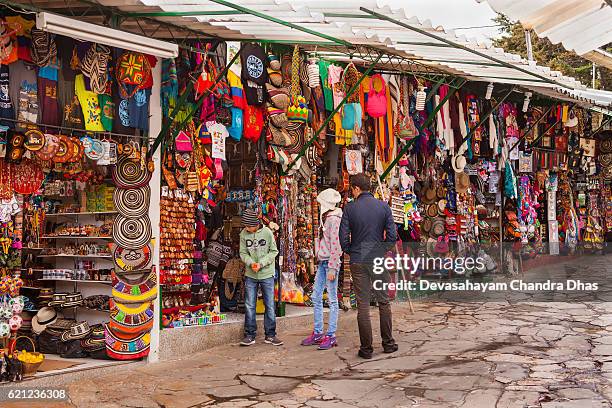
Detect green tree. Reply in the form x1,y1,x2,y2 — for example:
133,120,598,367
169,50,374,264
493,14,611,90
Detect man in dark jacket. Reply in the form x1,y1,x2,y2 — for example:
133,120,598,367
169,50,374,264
339,173,398,359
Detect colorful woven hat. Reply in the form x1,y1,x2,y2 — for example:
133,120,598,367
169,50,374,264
109,299,154,335
113,244,153,272
53,135,74,163
112,215,152,249
24,129,45,151
35,134,59,161
112,155,152,188
47,292,69,307
113,186,150,218
61,321,92,341
111,268,157,304
431,218,445,237
105,323,151,360
600,139,612,153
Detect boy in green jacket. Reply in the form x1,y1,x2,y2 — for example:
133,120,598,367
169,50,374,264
239,209,282,346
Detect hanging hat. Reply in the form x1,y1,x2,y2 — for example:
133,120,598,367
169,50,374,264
48,318,75,331
61,321,92,341
113,244,153,272
53,135,74,164
109,299,154,335
112,155,152,188
421,217,433,233
241,209,260,227
24,129,45,151
422,185,436,204
436,185,446,200
38,288,54,298
600,139,612,154
426,203,438,218
452,153,467,173
317,188,342,216
113,215,152,250
600,153,612,168
431,218,445,237
455,172,470,194
437,199,447,216
31,306,58,334
35,134,59,161
113,186,151,218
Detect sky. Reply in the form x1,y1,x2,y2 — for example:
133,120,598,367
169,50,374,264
381,0,502,43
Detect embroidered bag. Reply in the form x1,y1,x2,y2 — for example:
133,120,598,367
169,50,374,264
116,51,151,99
80,44,111,94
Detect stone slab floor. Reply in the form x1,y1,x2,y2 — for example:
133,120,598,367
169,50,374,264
6,254,612,408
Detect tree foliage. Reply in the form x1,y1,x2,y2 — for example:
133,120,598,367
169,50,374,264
493,14,611,90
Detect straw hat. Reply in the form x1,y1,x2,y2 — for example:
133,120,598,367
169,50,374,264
437,199,447,215
421,218,433,233
32,307,58,334
431,218,446,236
426,203,438,218
422,185,436,204
452,153,467,173
455,172,470,194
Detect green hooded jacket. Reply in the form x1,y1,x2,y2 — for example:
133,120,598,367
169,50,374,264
239,226,278,280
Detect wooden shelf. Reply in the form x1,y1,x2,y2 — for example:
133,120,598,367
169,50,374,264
38,254,112,259
40,236,112,240
45,211,117,216
39,279,112,285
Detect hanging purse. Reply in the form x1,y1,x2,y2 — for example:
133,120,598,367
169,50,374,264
286,46,309,123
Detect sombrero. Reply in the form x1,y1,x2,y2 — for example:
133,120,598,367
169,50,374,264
113,155,152,188
436,185,446,200
421,218,433,233
111,268,157,304
68,137,84,163
455,172,470,194
600,139,612,153
109,299,154,335
600,153,612,167
105,323,151,360
112,215,152,249
113,186,151,218
113,244,153,272
452,153,467,173
422,185,436,204
426,203,438,218
437,199,447,216
431,218,446,237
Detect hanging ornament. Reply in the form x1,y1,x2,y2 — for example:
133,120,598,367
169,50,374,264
415,85,427,111
485,83,494,100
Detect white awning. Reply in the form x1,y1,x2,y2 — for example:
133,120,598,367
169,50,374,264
479,0,612,70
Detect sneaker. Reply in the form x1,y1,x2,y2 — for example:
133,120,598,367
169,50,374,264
301,332,324,346
240,336,256,346
317,335,337,350
358,349,372,359
264,336,284,346
383,344,399,354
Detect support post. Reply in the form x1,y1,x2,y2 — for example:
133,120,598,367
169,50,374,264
359,7,567,88
282,53,384,174
149,45,243,157
379,78,467,180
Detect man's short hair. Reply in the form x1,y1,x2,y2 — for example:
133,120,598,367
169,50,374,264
350,173,371,191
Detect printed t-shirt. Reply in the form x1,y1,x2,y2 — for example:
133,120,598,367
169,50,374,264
0,65,15,126
207,121,228,160
99,94,114,131
327,64,345,109
128,87,151,131
37,76,60,126
75,74,104,131
9,61,37,127
319,60,333,112
58,68,83,129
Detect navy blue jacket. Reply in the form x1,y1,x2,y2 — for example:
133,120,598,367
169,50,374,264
339,192,397,264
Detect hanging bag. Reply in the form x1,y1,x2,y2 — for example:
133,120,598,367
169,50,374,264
395,77,418,140
286,46,309,123
366,74,387,118
116,51,152,99
80,44,112,94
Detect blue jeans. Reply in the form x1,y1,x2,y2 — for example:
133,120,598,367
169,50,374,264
244,276,276,337
312,261,339,336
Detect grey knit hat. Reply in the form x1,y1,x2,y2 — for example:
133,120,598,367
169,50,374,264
241,209,260,227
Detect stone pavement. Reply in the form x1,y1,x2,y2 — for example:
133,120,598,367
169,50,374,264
8,254,612,408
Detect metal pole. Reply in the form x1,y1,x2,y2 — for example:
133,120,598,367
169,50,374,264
282,53,384,175
149,45,243,157
379,78,467,180
524,30,534,62
455,87,515,153
208,0,354,48
509,105,555,153
359,7,568,88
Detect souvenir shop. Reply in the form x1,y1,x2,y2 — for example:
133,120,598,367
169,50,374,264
1,4,611,379
0,10,172,381
154,36,611,330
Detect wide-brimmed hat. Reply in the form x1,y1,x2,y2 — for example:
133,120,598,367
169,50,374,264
422,185,436,204
80,324,105,351
61,321,92,341
48,292,69,307
452,153,467,173
426,203,438,218
431,218,446,237
421,218,433,233
600,139,612,153
32,307,58,334
113,244,153,272
455,172,470,194
38,288,54,298
62,293,84,308
113,186,151,218
48,318,75,331
437,199,447,215
112,154,152,188
113,215,152,250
